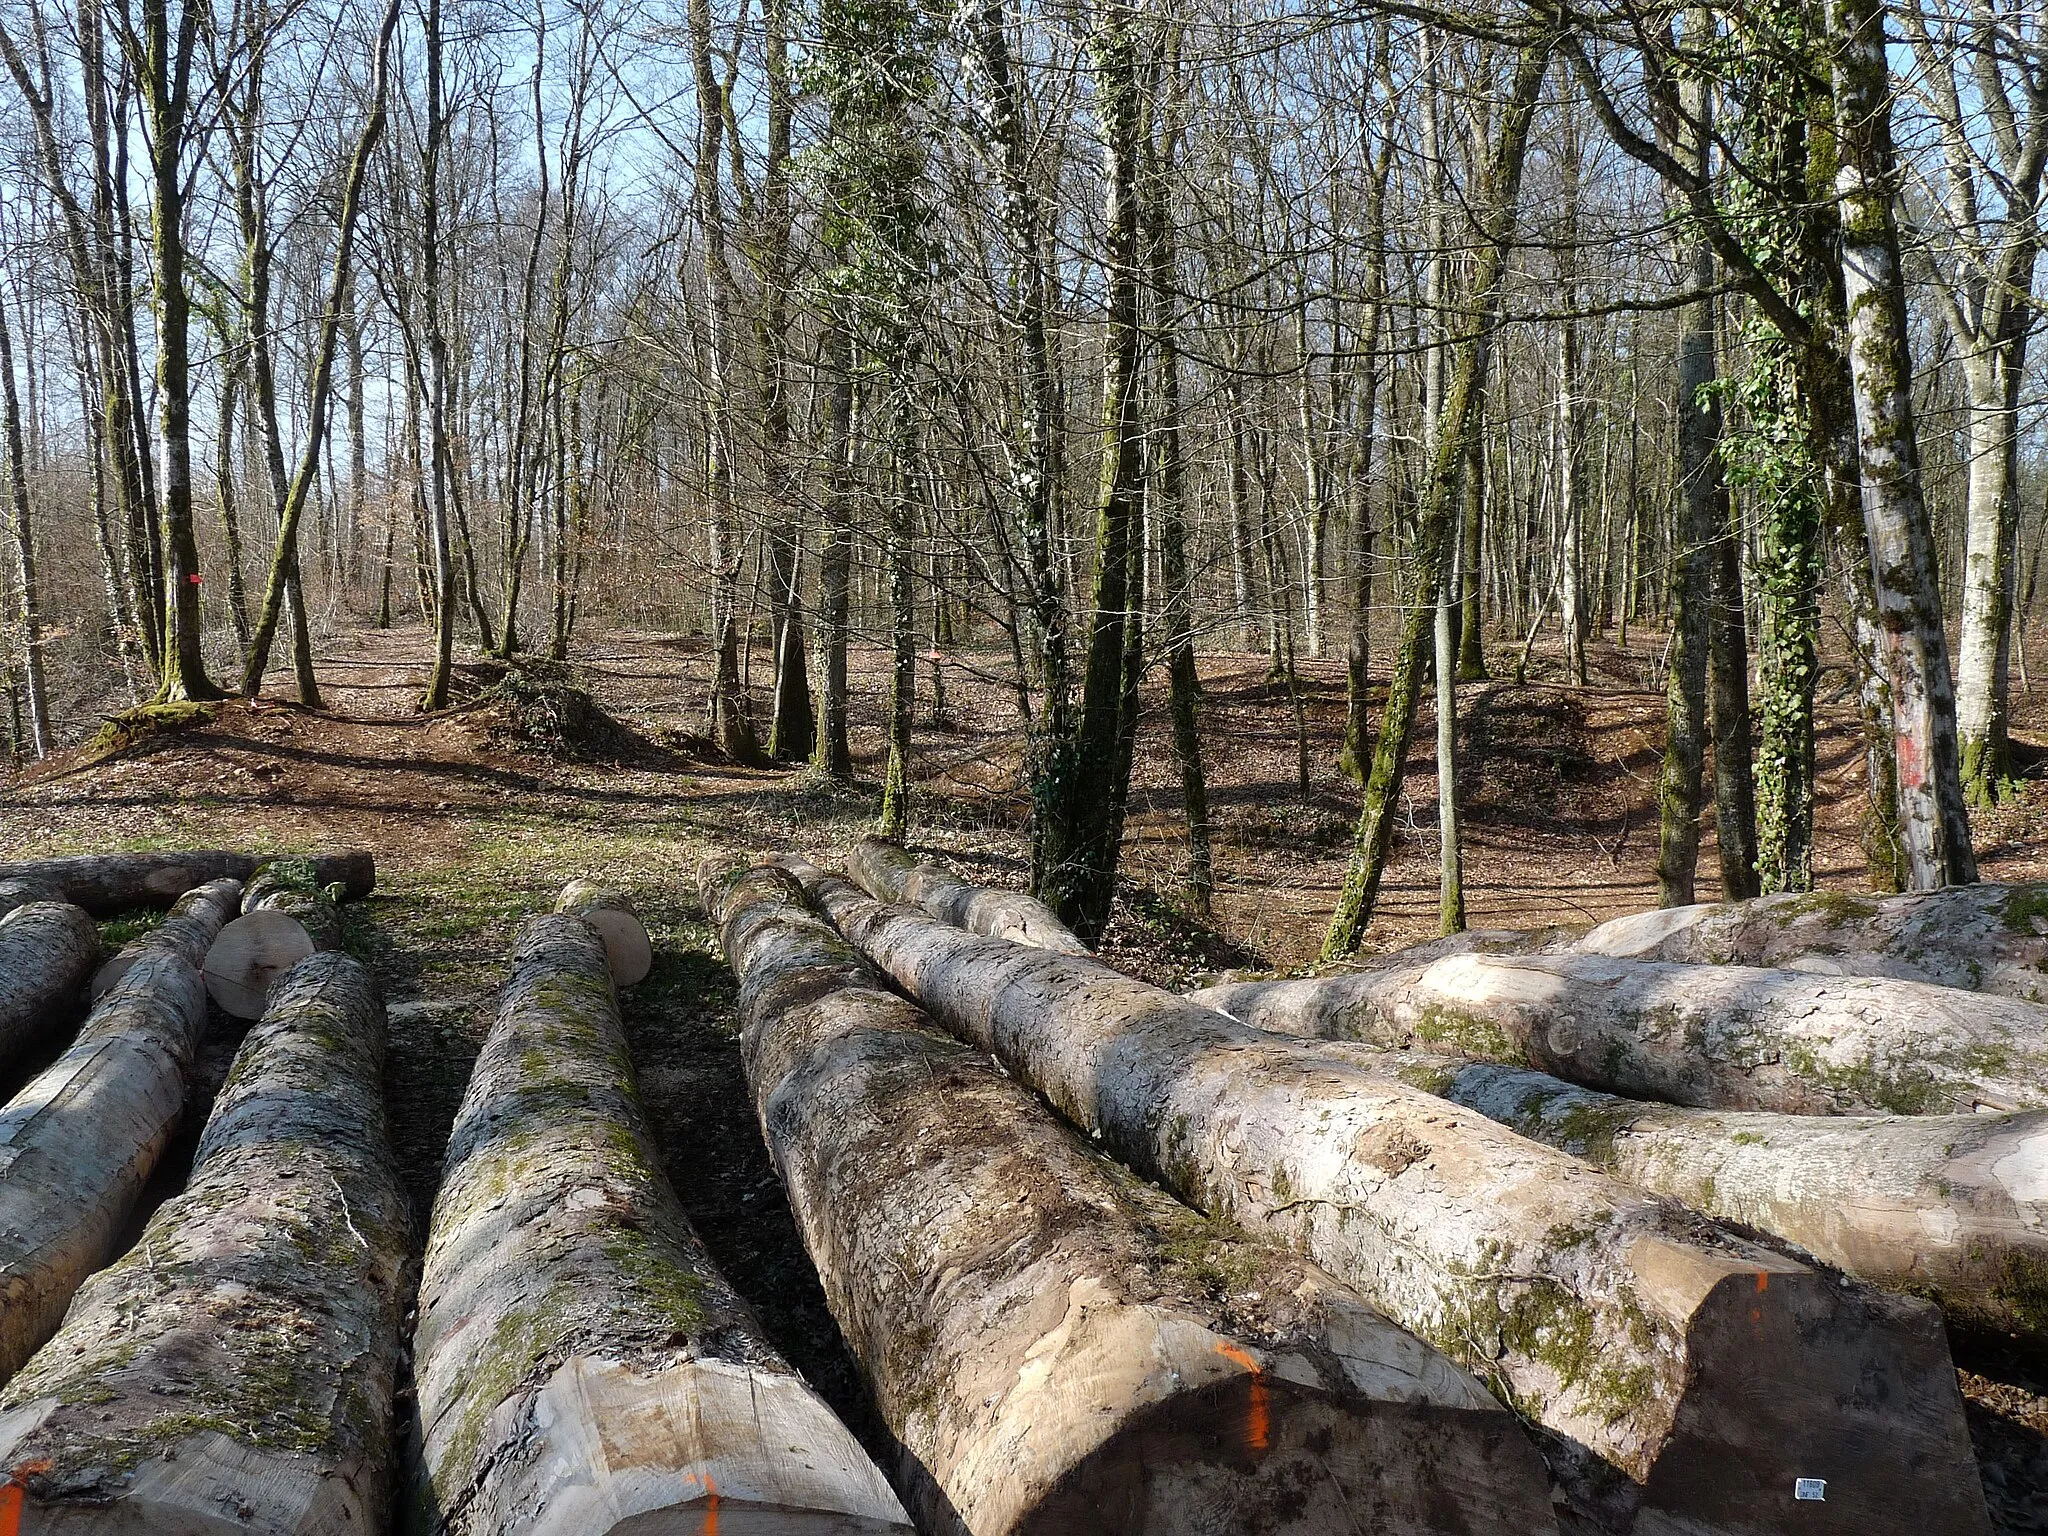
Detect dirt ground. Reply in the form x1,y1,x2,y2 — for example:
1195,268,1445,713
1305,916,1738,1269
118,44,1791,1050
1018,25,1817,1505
3,619,2044,1530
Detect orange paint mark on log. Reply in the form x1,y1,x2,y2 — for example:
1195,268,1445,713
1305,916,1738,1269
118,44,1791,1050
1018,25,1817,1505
1213,1341,1270,1453
1756,1272,1769,1293
0,1484,20,1536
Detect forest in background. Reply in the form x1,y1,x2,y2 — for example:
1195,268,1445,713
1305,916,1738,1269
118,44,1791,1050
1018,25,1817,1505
0,0,2043,952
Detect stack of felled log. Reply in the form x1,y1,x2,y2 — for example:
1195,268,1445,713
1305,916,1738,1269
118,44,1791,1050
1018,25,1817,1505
723,836,2009,1536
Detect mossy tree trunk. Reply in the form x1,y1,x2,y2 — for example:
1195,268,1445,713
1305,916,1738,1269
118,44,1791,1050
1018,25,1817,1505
0,950,205,1381
1826,0,1977,889
1325,36,1549,958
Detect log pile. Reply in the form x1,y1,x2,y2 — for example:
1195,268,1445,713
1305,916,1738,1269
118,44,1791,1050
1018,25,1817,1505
0,949,209,1380
847,836,1089,953
413,903,910,1535
707,860,1557,1536
793,859,1991,1536
0,848,375,914
0,898,99,1064
1192,951,2048,1113
1572,882,2048,1001
0,952,413,1532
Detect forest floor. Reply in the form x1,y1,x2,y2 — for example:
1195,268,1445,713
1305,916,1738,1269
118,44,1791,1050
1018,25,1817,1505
3,617,2047,1530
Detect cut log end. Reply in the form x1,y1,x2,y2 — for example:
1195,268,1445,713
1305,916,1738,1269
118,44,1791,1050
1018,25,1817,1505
554,881,653,987
203,909,316,1019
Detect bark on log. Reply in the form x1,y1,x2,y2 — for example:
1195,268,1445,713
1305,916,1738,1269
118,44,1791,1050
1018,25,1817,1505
707,860,1558,1536
0,877,62,919
848,836,1089,953
0,952,413,1533
413,911,910,1536
0,900,99,1066
90,877,243,998
788,863,1990,1536
552,879,651,986
0,849,375,915
1405,1057,2048,1337
1192,952,2048,1114
0,950,209,1381
1572,883,2048,1003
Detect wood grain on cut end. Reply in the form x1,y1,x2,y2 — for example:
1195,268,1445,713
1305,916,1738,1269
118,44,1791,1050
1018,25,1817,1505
203,909,316,1020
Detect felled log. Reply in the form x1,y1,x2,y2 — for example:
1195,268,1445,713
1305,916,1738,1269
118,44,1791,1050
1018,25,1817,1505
0,950,209,1381
847,836,1088,953
204,862,343,1020
707,860,1556,1536
0,899,100,1065
0,952,413,1532
553,879,652,986
1193,951,2048,1114
0,848,375,915
1574,883,2048,1002
1385,1054,2048,1337
413,911,910,1536
89,877,243,998
791,862,1991,1536
0,877,61,919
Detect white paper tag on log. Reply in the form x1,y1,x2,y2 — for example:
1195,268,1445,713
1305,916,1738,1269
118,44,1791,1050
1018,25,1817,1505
1793,1479,1826,1502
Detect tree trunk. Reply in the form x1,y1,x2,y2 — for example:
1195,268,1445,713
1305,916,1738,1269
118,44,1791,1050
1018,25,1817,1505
413,912,908,1534
1325,38,1547,957
0,849,374,915
848,837,1086,952
0,900,99,1062
707,860,1557,1536
89,875,240,997
1574,880,2048,1002
794,866,1988,1536
1193,949,2048,1115
1034,4,1147,942
1954,341,2027,805
812,320,854,782
0,951,206,1381
0,953,411,1531
1655,9,1719,908
0,292,52,755
1826,0,1977,888
1413,1055,2048,1337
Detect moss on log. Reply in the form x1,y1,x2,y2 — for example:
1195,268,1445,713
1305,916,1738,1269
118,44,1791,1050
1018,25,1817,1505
706,859,1558,1536
0,952,413,1533
412,911,910,1535
0,950,209,1381
0,850,375,916
1192,952,2048,1114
